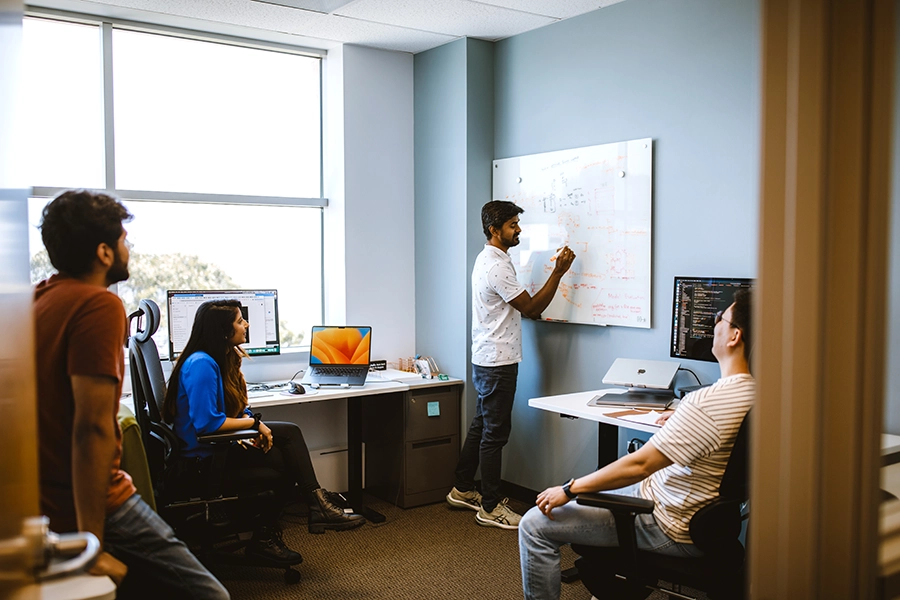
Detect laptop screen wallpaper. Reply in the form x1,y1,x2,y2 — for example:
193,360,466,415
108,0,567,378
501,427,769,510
310,327,371,365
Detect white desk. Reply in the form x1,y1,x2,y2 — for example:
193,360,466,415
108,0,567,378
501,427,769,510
531,388,900,468
528,388,666,434
529,387,671,466
248,377,463,520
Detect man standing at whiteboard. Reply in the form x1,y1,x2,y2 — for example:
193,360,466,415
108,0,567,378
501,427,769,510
447,200,576,529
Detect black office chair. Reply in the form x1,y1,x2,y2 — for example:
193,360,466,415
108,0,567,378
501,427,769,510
127,299,302,584
571,414,750,600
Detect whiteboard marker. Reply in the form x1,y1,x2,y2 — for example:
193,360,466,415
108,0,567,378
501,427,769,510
550,246,572,262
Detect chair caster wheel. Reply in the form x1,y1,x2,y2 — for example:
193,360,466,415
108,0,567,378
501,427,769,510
284,568,301,584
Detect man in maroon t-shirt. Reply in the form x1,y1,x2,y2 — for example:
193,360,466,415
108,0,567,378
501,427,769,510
34,190,228,599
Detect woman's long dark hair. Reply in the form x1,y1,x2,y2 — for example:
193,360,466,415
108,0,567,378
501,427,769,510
162,300,249,424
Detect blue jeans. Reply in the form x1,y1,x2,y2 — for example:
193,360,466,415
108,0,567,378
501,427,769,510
454,363,518,512
104,494,229,600
518,484,702,600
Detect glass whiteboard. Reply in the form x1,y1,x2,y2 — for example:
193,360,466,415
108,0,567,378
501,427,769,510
492,138,652,328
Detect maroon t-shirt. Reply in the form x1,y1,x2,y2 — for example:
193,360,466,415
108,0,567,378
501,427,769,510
34,274,136,533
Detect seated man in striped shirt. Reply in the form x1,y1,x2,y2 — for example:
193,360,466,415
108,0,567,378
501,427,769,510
518,288,755,600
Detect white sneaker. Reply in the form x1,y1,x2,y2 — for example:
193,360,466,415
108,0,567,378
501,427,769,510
475,498,521,530
446,487,483,511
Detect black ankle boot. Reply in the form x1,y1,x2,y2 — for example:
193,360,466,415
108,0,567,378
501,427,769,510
246,525,303,565
307,488,366,534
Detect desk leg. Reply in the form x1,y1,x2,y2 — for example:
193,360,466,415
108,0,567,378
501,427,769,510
598,422,618,469
563,422,621,586
347,396,386,523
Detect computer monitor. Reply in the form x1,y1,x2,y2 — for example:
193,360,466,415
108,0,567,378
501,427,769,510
670,276,754,362
167,289,281,359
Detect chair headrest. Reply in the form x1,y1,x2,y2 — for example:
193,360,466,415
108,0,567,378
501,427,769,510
132,299,161,342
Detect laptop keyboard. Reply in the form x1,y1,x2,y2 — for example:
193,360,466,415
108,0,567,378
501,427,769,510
312,366,360,377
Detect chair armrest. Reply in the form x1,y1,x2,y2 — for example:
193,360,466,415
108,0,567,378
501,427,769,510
576,492,655,514
197,429,259,444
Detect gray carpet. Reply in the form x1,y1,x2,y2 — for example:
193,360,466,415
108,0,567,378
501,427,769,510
215,494,593,600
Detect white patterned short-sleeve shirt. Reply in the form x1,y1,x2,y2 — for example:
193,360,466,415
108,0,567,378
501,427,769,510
471,244,526,367
640,373,755,543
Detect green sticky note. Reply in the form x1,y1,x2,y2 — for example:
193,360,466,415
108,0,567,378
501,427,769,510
427,401,440,417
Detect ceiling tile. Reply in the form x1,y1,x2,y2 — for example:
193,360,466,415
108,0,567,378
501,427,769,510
336,0,556,40
474,0,605,20
59,0,456,53
251,0,358,14
30,0,623,53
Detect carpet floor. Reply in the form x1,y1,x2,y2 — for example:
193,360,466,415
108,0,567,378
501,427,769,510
215,494,593,600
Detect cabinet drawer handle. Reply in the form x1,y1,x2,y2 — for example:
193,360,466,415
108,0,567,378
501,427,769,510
411,438,452,450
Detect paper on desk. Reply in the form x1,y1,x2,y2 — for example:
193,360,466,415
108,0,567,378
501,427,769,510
378,368,425,381
608,409,671,427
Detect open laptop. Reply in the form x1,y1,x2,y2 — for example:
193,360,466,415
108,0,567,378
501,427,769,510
301,326,372,387
587,358,680,409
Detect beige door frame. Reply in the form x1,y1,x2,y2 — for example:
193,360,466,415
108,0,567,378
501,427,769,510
752,0,894,597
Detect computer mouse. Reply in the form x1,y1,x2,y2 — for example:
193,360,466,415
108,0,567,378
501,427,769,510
288,381,306,395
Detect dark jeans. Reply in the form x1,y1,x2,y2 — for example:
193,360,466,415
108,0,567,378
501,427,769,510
172,421,321,532
224,420,321,496
454,363,518,512
106,494,229,600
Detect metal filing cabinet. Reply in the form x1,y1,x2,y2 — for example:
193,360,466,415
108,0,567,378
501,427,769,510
362,380,462,508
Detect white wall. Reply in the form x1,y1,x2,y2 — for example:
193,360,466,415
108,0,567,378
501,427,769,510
339,44,416,363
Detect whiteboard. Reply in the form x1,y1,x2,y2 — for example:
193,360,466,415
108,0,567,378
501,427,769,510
492,138,652,328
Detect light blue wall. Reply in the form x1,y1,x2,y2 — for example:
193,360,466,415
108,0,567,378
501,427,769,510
414,40,469,384
495,0,760,490
414,0,761,491
414,39,495,432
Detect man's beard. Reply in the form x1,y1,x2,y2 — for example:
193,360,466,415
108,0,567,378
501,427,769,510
504,233,520,247
106,250,129,285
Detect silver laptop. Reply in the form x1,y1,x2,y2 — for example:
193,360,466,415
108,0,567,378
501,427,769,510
602,358,679,390
301,326,372,387
588,358,680,409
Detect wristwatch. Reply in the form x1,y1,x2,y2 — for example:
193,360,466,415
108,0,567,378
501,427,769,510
561,478,577,499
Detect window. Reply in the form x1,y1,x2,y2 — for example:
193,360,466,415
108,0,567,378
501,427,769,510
23,15,325,356
112,29,321,197
21,18,104,188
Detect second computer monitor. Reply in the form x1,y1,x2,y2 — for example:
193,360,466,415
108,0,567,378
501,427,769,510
671,276,753,363
167,289,281,359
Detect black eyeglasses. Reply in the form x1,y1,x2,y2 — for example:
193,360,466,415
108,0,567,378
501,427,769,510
714,310,740,330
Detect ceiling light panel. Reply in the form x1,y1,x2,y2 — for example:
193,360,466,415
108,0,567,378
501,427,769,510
337,0,555,41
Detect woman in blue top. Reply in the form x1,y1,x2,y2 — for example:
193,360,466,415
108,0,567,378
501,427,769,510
161,300,364,563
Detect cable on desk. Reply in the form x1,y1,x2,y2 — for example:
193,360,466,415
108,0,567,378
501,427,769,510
247,382,287,391
248,373,306,392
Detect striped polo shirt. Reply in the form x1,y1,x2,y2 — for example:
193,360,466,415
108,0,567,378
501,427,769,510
641,373,755,544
